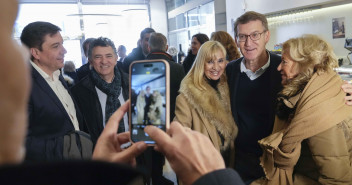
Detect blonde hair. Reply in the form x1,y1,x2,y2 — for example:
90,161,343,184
181,41,227,91
280,34,338,97
210,31,241,61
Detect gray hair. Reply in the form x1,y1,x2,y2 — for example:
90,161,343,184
148,32,167,52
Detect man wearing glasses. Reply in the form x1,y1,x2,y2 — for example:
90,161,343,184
225,11,282,184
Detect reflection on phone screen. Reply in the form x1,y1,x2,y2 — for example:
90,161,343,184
130,61,167,144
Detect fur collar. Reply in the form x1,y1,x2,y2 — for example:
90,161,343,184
180,75,237,151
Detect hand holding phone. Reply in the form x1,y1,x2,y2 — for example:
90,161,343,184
129,60,170,144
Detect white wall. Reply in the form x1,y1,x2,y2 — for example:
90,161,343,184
150,0,168,36
267,3,352,62
226,0,342,32
245,0,338,14
225,0,245,37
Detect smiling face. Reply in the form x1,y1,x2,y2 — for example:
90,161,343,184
91,46,117,82
236,20,269,63
277,50,299,85
31,32,67,75
204,50,226,80
191,37,201,55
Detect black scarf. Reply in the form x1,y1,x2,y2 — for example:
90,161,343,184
90,66,124,133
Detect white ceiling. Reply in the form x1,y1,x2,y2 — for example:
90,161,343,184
19,0,150,4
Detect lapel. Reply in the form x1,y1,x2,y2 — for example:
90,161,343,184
31,66,72,122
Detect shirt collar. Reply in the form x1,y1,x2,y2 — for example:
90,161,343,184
30,60,60,81
240,51,271,73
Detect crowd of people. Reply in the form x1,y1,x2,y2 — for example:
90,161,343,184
1,0,352,184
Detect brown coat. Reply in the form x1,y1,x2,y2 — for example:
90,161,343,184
294,114,352,185
174,74,237,166
256,72,352,185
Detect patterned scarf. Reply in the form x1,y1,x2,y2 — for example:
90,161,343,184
90,66,124,133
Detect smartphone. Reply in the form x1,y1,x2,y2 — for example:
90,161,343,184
129,59,170,144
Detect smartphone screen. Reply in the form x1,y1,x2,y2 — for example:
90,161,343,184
129,60,169,144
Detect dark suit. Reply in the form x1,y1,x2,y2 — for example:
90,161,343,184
226,52,282,182
70,67,129,145
26,65,85,161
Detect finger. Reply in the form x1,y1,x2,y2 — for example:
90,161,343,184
117,132,130,144
168,121,187,136
102,100,130,136
113,142,147,163
144,125,172,151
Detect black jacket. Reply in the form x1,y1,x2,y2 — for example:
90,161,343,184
146,51,185,121
122,46,145,73
182,50,196,74
70,67,129,145
26,66,85,161
76,63,91,81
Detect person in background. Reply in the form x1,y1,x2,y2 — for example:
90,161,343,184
76,37,95,81
63,60,78,87
255,34,352,185
20,21,85,161
146,32,185,121
182,33,209,74
71,37,129,145
117,45,127,63
122,28,156,73
175,41,237,167
167,46,178,63
210,31,241,61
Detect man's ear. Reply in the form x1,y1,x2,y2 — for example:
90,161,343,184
264,30,271,44
165,45,168,52
30,48,40,60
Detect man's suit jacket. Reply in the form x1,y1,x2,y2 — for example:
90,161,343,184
26,65,85,161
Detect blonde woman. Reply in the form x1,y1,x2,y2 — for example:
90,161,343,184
174,41,238,167
136,90,146,123
210,31,241,61
256,35,352,185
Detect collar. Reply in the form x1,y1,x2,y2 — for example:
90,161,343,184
147,51,173,60
240,51,271,73
30,60,60,81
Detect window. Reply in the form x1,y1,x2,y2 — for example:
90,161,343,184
16,3,150,67
167,1,215,57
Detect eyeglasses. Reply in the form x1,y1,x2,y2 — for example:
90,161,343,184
237,31,266,42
